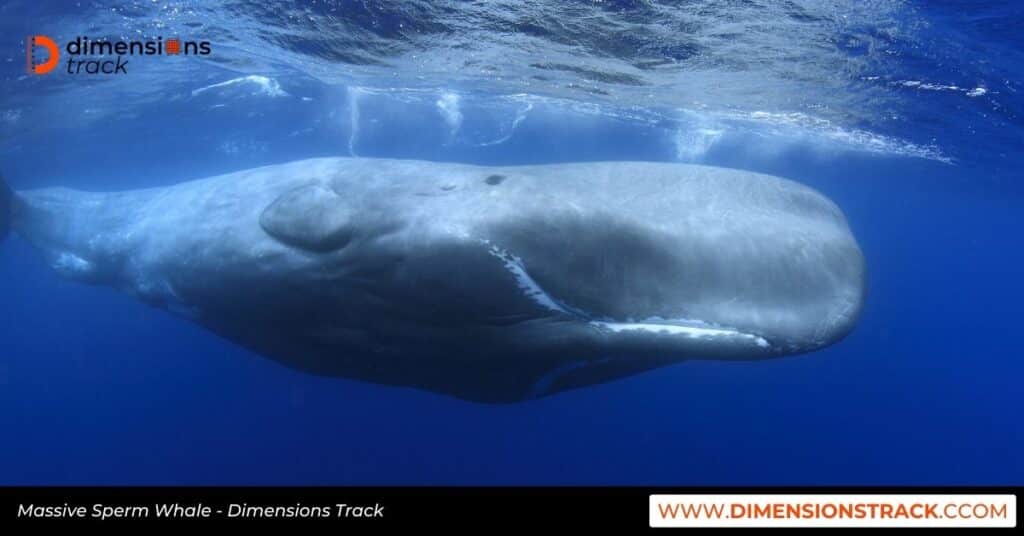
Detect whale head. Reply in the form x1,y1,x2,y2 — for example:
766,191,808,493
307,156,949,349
239,160,866,400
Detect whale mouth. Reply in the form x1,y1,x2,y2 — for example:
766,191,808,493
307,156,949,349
589,320,769,348
484,242,771,349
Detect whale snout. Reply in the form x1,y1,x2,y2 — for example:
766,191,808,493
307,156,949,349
465,191,866,359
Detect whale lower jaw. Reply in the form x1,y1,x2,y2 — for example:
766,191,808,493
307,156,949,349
484,241,772,353
590,320,770,348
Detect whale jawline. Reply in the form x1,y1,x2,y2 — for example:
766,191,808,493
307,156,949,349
486,241,772,350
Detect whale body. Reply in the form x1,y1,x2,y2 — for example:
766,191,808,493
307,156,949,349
0,158,866,402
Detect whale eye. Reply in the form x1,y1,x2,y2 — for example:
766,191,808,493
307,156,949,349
260,184,352,252
484,174,506,185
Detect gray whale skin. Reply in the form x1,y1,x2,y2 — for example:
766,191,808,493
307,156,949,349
1,158,866,402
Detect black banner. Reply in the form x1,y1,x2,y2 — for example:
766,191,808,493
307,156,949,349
0,487,1019,530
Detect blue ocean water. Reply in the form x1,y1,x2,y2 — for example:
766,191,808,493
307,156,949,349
0,1,1021,485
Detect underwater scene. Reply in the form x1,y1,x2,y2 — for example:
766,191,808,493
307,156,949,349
0,1,1021,485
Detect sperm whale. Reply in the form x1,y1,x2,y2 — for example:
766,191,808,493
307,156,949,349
0,158,866,402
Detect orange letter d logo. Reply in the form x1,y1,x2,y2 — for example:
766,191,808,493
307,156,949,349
26,35,60,75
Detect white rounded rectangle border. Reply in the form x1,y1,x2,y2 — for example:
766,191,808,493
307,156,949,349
649,494,1016,528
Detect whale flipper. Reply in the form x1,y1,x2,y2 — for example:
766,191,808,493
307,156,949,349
259,183,353,252
0,173,12,243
